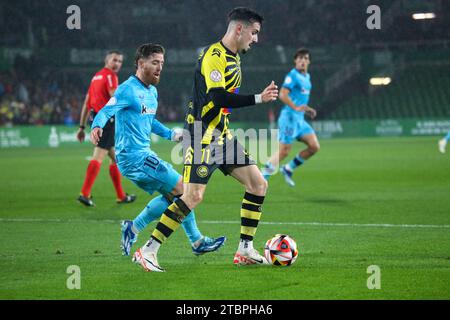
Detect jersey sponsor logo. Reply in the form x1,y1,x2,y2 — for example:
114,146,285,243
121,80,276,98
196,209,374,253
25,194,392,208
301,88,310,94
196,165,209,178
210,70,222,82
106,97,117,106
92,75,103,81
141,103,156,115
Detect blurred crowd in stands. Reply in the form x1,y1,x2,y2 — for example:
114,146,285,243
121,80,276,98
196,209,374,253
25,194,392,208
0,68,83,127
0,56,182,127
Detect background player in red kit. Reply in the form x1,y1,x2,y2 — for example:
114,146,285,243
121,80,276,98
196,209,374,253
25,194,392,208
76,50,136,206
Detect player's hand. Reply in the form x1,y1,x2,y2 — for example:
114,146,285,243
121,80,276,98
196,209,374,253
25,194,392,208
305,106,317,119
297,105,317,119
171,128,183,142
260,81,278,103
76,128,85,143
90,127,103,146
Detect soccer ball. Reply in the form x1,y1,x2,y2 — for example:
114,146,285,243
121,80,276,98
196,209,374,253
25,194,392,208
264,234,298,266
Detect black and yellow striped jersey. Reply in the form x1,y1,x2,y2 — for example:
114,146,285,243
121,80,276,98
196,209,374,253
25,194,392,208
185,41,241,145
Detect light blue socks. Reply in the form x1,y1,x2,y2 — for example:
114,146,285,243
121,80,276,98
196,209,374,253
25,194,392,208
132,195,202,244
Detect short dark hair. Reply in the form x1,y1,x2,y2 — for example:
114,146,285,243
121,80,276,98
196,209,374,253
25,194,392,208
294,48,310,60
134,43,165,68
227,7,264,25
106,50,122,56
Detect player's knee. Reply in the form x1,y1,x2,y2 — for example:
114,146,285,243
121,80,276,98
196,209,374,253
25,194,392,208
189,190,204,206
247,178,268,196
310,143,320,154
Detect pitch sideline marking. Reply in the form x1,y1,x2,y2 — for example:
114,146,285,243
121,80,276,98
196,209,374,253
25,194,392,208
0,218,449,229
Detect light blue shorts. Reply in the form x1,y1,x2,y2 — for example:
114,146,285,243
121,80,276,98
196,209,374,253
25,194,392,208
117,152,180,195
278,111,315,144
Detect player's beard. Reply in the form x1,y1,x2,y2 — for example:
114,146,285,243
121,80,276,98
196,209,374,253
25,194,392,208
150,75,160,85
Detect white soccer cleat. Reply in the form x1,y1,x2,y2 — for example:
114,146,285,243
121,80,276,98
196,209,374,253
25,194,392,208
280,165,296,187
233,248,269,266
438,139,446,154
132,248,165,272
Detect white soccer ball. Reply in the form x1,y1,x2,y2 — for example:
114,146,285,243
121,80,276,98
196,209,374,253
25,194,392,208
264,234,298,266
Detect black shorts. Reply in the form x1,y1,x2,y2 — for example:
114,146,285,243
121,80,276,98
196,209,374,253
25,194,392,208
91,111,115,150
182,136,255,184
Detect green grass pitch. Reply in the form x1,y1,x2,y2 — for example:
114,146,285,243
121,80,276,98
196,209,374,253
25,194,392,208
0,136,449,299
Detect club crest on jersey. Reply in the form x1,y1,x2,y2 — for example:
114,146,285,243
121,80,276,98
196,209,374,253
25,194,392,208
141,103,155,115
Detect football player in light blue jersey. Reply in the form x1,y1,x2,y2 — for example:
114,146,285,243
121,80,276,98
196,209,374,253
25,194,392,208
438,132,450,153
262,48,320,187
90,43,225,258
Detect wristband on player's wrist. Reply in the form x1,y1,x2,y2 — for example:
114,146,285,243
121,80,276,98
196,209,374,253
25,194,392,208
254,94,262,104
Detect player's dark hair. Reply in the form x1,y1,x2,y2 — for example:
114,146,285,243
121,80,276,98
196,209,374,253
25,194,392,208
294,48,310,60
106,50,122,56
134,43,165,68
227,7,264,25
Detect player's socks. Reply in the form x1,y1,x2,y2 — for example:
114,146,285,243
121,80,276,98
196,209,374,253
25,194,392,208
445,132,450,141
81,160,101,197
238,238,254,252
240,192,265,245
149,199,191,252
133,195,169,232
287,154,305,171
132,195,202,244
181,211,203,244
109,163,126,200
262,162,275,179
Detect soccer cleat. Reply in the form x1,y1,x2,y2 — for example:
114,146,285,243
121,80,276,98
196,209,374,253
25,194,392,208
438,139,446,154
78,194,95,207
261,163,276,180
117,193,137,204
132,248,165,272
192,236,226,256
120,220,138,256
233,248,269,265
280,165,295,187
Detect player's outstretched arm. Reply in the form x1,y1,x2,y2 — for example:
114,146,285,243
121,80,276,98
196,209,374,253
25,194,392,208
151,119,173,140
207,81,278,109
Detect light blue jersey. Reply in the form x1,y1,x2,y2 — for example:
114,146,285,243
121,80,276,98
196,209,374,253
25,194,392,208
92,75,179,194
92,75,171,159
278,68,315,144
281,68,312,120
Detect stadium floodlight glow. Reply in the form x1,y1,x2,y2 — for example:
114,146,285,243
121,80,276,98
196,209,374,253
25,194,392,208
370,77,391,86
412,13,436,20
